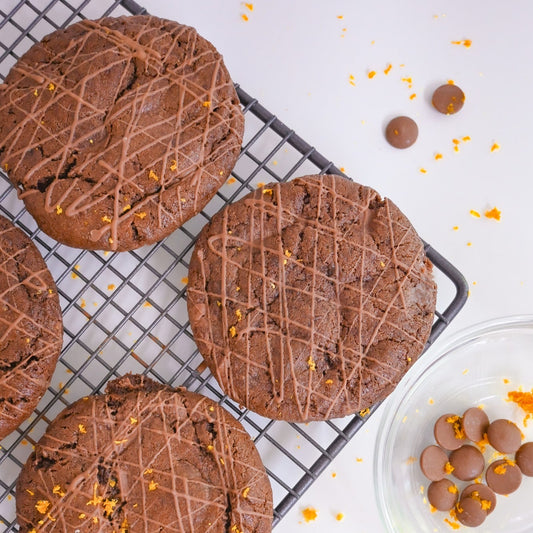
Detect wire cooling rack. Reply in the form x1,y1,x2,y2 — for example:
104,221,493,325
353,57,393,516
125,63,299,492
0,0,469,530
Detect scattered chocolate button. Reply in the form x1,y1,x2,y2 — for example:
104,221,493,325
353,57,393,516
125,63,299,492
434,414,466,451
427,479,458,511
486,419,522,453
456,496,487,527
385,116,418,149
461,483,497,515
516,442,533,476
486,459,522,495
432,84,465,115
462,407,490,442
420,445,449,481
449,445,485,481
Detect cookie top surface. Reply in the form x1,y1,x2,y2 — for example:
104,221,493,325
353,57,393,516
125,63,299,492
16,374,272,533
187,174,437,421
0,215,62,441
0,15,244,251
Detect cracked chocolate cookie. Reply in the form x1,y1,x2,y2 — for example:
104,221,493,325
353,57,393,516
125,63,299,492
187,174,437,421
0,215,62,441
16,374,273,533
0,15,244,251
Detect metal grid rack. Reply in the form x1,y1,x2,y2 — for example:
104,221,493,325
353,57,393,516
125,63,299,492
0,0,469,530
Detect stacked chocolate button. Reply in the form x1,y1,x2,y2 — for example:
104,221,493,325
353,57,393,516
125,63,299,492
419,407,533,528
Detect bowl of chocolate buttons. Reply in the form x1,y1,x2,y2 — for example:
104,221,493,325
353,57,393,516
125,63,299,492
375,316,533,532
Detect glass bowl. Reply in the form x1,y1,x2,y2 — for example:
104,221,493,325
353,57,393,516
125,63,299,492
375,316,533,533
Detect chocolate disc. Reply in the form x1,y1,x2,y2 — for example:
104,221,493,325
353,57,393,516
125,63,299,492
486,419,522,453
434,414,466,451
420,445,449,482
427,479,458,511
516,442,533,476
456,496,487,527
486,459,522,495
385,116,418,149
432,84,465,115
449,445,485,481
461,483,497,515
462,407,490,442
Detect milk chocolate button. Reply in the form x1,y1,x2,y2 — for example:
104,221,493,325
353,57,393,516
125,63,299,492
449,445,485,481
434,414,466,451
456,496,487,528
462,407,490,442
516,442,533,476
385,116,418,149
427,479,458,511
486,459,522,494
420,445,449,481
461,483,497,515
432,84,465,114
486,419,522,453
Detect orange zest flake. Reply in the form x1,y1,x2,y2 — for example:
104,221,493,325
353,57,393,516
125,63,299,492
419,168,427,174
169,159,177,171
484,207,501,221
148,169,159,181
102,215,112,223
307,355,317,371
507,389,533,426
143,301,152,308
462,135,471,142
181,276,188,285
148,480,158,491
469,209,481,218
409,93,417,100
26,489,35,496
56,205,63,215
503,378,510,384
135,212,147,219
52,485,65,497
227,177,236,184
244,3,254,11
302,507,318,522
494,463,507,475
202,100,211,108
256,182,265,188
444,462,455,475
359,407,370,417
367,70,376,79
107,284,115,291
446,415,465,439
336,513,344,521
102,498,118,516
235,309,242,321
130,416,138,424
448,484,458,494
114,438,128,445
262,188,273,195
78,424,87,434
451,39,472,47
122,204,131,212
401,76,413,88
33,89,39,97
325,379,333,384
384,64,392,75
109,479,117,488
356,457,363,462
348,74,355,86
444,518,460,530
48,82,55,91
35,500,50,515
242,487,250,498
434,153,443,160
405,456,417,465
229,325,237,338
241,13,249,22
491,142,500,152
143,468,153,475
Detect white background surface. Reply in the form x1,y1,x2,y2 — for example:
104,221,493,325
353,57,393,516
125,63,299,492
144,1,533,531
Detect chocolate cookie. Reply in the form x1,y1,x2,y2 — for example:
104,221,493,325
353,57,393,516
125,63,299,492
0,215,62,440
0,15,244,251
16,374,272,532
187,174,437,421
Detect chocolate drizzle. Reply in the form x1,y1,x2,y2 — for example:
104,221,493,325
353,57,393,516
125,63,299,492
187,175,437,422
0,16,244,251
0,215,63,440
16,375,273,532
